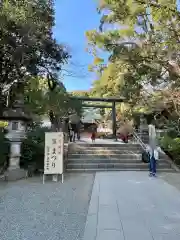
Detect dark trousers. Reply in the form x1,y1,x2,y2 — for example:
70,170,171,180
69,135,73,142
73,131,76,142
77,131,80,140
149,156,157,174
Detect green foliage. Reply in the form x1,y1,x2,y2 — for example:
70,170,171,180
0,0,69,115
24,77,48,117
71,90,90,97
160,135,172,151
67,95,83,116
86,0,180,120
160,135,180,165
0,130,10,172
24,77,83,124
20,127,51,171
159,116,180,165
0,121,8,128
85,0,180,160
165,119,180,138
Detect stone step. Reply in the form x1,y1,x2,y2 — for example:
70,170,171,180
68,143,142,150
68,153,142,159
67,159,170,165
68,153,170,161
66,168,175,173
69,149,143,153
69,147,142,151
66,142,175,173
68,149,142,156
69,142,140,147
66,162,171,170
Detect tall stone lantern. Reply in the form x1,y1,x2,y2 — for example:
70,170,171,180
1,94,31,180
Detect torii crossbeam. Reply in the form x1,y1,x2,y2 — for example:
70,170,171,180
69,96,125,140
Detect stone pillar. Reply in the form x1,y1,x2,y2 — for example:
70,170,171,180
139,115,149,144
5,121,27,181
112,102,117,141
62,120,68,143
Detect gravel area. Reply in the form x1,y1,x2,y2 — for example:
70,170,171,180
0,173,95,240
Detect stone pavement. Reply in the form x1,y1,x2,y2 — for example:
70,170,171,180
83,172,180,240
77,137,133,144
160,172,180,192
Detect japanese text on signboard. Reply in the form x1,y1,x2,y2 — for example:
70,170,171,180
44,132,64,174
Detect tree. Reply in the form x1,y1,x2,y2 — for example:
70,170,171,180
86,0,180,120
24,77,82,130
71,90,90,98
0,0,70,115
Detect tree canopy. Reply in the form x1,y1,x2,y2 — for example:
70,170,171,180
0,0,70,115
0,0,84,129
24,77,82,129
86,0,180,120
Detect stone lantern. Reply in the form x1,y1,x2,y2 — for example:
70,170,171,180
1,94,31,180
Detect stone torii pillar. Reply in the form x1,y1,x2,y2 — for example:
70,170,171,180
112,101,117,141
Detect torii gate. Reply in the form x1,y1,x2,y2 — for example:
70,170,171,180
69,96,125,140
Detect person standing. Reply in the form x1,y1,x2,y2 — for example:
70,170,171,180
118,119,133,143
77,120,83,141
148,119,158,176
69,113,80,142
148,119,157,150
68,120,73,142
63,118,70,142
71,123,77,142
147,146,159,177
91,130,96,143
91,123,97,143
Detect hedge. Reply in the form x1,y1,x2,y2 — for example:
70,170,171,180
0,129,10,173
20,127,51,172
160,135,180,166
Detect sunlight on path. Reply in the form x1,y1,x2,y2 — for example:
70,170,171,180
84,172,180,240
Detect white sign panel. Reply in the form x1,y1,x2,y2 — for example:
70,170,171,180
44,132,64,175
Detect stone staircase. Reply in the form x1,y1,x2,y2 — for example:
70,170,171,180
66,142,175,172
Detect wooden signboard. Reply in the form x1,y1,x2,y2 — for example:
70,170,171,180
43,132,64,183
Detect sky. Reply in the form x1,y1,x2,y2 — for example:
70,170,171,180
53,0,101,91
53,1,180,92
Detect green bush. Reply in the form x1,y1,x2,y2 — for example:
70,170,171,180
160,135,180,165
164,119,180,138
0,130,10,173
20,127,51,171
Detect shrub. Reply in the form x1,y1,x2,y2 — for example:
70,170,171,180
0,129,10,173
20,127,51,171
165,119,180,138
0,121,8,128
160,135,180,165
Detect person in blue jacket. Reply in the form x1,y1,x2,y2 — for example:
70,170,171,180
146,145,159,177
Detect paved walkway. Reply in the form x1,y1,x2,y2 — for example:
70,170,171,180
75,137,134,144
83,172,180,240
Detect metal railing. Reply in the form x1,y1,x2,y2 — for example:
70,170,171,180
133,131,147,151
